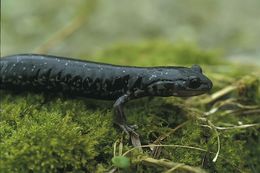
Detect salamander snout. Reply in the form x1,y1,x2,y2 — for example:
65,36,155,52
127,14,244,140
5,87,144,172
207,80,213,90
197,81,212,91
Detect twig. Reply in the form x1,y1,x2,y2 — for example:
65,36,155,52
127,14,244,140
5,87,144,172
123,144,208,156
207,121,220,162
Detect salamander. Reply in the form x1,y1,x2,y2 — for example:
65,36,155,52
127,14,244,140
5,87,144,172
0,54,213,135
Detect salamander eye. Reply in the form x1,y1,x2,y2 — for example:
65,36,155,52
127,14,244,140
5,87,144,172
189,78,201,89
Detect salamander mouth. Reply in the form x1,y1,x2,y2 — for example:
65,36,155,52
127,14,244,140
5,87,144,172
174,83,212,97
174,90,209,97
146,79,212,97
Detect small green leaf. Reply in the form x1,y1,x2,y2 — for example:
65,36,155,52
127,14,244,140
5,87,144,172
112,156,130,169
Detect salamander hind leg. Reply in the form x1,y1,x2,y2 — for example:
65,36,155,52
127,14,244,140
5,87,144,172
113,94,139,137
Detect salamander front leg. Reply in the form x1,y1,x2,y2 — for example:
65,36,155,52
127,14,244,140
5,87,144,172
113,94,139,137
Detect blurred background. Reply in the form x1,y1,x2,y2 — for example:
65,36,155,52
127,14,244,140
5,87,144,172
1,0,260,65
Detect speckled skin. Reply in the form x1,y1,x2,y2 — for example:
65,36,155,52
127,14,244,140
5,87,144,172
0,54,213,136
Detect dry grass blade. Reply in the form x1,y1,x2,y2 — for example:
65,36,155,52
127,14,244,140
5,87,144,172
143,157,207,173
152,121,189,158
34,1,97,53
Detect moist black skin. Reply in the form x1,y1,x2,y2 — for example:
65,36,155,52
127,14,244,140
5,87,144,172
0,54,213,135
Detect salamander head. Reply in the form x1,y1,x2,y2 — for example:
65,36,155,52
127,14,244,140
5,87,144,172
146,65,213,97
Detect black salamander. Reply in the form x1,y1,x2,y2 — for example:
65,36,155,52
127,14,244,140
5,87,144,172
0,54,213,135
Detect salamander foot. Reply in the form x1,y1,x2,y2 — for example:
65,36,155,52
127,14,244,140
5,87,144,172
118,124,139,136
118,124,142,148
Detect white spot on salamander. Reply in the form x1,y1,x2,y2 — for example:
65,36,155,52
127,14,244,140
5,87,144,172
23,67,26,70
123,70,126,73
65,62,68,66
149,74,157,80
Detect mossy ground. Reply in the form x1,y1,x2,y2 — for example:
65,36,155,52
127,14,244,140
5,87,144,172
0,41,259,173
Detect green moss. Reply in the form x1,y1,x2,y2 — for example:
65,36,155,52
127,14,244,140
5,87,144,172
1,41,259,172
92,41,221,66
0,92,117,173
